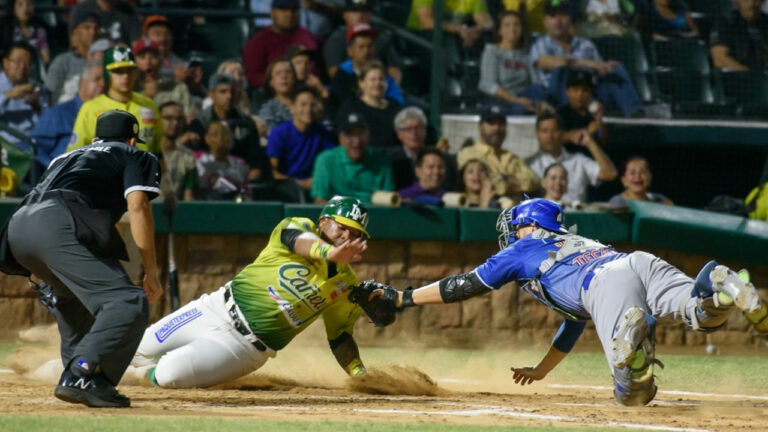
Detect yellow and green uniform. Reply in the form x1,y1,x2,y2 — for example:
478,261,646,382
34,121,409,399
231,217,361,350
68,93,162,153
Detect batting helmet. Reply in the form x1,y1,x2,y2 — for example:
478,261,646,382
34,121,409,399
103,46,136,88
319,196,370,239
496,198,568,249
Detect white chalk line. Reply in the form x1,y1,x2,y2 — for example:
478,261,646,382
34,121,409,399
548,384,768,401
0,369,14,373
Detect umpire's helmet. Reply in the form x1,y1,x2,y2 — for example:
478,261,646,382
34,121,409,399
496,198,568,249
319,196,370,239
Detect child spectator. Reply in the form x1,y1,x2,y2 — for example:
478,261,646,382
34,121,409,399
286,45,329,99
556,68,606,147
197,121,252,201
541,162,569,204
609,156,673,206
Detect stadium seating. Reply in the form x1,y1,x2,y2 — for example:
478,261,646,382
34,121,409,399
593,35,656,103
719,71,768,118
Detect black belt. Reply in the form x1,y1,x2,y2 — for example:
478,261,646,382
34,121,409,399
224,288,267,352
26,189,85,205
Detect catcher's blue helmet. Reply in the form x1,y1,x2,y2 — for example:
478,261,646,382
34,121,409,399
496,198,568,249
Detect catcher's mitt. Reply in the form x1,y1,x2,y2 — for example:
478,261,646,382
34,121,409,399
348,280,399,327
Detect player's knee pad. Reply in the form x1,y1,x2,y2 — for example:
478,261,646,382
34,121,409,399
613,365,658,406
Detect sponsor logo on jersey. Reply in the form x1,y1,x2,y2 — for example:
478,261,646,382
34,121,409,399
139,107,156,125
268,285,302,328
278,263,327,312
154,307,203,342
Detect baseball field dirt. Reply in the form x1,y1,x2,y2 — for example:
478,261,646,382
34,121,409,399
2,325,767,432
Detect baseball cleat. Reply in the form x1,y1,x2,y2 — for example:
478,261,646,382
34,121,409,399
54,370,130,408
710,266,762,313
611,307,655,370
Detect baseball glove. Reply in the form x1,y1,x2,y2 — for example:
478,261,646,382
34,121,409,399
348,280,399,327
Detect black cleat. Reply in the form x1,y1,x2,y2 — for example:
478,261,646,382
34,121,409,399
54,370,130,408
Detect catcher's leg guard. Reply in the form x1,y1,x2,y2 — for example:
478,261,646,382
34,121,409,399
681,261,737,332
611,307,662,406
710,267,768,333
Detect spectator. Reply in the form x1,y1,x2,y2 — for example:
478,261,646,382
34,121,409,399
142,15,185,80
0,42,50,150
243,0,320,88
336,60,402,149
258,59,296,132
328,24,404,113
216,59,253,116
70,0,141,45
503,0,547,34
189,73,267,180
711,0,768,71
530,0,643,117
406,0,494,48
459,158,501,208
398,148,447,206
286,45,329,99
197,121,252,201
69,46,162,153
132,38,193,116
299,0,342,39
323,0,401,82
311,112,394,204
581,0,633,37
390,106,428,189
540,162,568,204
158,101,198,201
525,112,617,204
30,61,103,167
267,86,335,192
634,0,698,40
609,156,672,206
45,13,99,103
456,104,540,200
1,0,50,65
478,11,546,114
556,68,606,147
53,38,112,105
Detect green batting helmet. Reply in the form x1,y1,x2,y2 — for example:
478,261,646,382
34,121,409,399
103,46,136,87
319,196,370,239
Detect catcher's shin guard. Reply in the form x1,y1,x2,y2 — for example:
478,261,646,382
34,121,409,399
683,261,736,332
710,266,768,333
611,307,661,406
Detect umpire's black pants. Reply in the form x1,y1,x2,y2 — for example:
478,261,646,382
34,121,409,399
8,198,149,385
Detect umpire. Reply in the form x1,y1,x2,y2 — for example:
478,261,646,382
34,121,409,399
5,109,163,408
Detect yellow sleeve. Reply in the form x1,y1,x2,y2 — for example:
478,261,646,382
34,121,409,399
68,102,95,151
322,268,361,340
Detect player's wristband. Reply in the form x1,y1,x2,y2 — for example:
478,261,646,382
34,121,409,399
309,240,335,260
400,287,415,309
345,359,366,377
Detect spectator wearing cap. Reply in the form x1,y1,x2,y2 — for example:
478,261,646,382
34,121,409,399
267,86,335,195
243,0,320,89
1,0,51,65
69,46,162,153
286,45,329,99
189,73,268,181
479,11,546,114
457,104,540,201
323,0,402,83
336,60,401,149
556,68,606,147
328,23,404,113
311,112,395,204
406,0,493,48
0,42,51,151
69,0,141,45
44,13,99,103
530,0,643,117
158,101,199,202
196,121,252,201
258,59,296,133
398,148,447,206
142,15,185,80
132,38,193,117
711,0,768,71
525,112,616,205
31,61,104,167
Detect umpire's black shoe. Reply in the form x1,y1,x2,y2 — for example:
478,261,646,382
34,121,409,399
54,370,130,408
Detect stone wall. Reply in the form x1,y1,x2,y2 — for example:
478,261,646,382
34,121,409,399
2,234,766,349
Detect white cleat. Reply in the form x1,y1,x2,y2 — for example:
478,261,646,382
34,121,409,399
611,307,652,370
710,265,761,313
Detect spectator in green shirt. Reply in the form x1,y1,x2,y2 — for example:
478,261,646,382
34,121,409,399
311,112,395,204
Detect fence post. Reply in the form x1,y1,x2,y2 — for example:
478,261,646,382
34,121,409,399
429,0,445,134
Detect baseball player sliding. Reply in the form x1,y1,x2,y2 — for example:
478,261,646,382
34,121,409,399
131,196,373,388
359,198,768,406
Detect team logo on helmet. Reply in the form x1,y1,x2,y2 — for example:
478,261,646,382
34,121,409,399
320,196,370,238
113,47,130,62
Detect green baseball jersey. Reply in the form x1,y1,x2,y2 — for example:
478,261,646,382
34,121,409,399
231,217,361,350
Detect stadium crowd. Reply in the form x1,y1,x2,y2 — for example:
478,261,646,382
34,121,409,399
3,0,768,214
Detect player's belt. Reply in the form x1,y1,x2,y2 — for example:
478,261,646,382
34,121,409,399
223,285,270,353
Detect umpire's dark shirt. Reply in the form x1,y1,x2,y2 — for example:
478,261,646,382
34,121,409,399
34,141,160,223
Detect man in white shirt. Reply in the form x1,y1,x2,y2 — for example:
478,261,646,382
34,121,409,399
526,112,617,204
